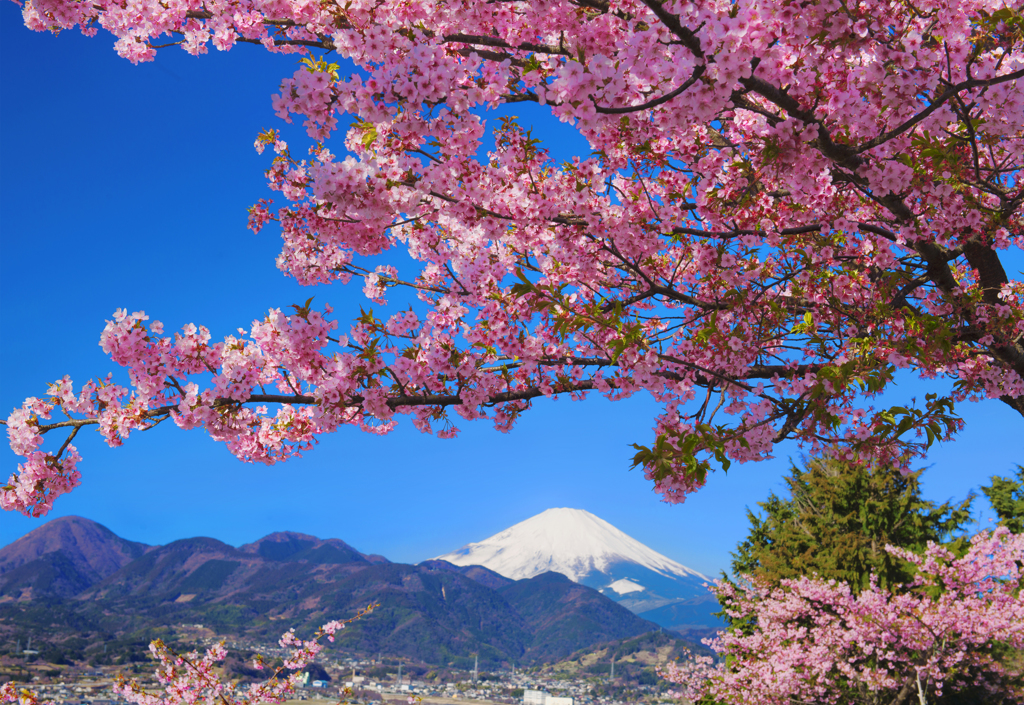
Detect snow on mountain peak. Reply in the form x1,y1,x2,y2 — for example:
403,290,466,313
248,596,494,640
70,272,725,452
434,507,707,583
608,578,645,595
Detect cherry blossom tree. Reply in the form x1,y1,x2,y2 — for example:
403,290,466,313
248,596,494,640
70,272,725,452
660,528,1024,705
4,0,1024,515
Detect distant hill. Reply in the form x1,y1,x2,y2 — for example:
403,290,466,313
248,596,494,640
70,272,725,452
0,517,665,667
238,531,379,565
0,516,149,599
419,559,513,590
499,571,658,663
552,629,712,672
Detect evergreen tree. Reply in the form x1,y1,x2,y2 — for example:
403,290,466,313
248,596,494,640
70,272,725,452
981,466,1024,534
731,457,973,592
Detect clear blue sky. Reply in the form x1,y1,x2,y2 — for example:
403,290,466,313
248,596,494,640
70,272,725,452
1,4,1018,576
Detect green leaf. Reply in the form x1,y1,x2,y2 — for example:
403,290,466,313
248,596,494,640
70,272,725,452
523,55,542,73
290,296,316,319
360,125,378,147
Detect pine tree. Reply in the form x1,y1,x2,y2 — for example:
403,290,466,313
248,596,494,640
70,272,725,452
731,457,974,592
981,466,1024,534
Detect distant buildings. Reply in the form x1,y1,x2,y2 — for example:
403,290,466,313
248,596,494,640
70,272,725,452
523,689,573,705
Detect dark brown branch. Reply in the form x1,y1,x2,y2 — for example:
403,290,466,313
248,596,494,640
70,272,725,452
773,402,809,443
962,241,1024,373
379,382,595,409
21,358,835,443
594,66,705,114
669,221,898,241
56,425,82,457
444,33,571,57
601,285,728,312
456,48,524,65
738,76,865,171
638,0,704,58
30,418,101,432
857,68,1024,153
235,37,332,50
670,223,822,239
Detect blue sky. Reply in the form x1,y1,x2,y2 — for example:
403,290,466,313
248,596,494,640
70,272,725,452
1,4,1019,577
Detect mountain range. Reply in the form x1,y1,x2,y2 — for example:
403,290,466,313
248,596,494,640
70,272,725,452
436,508,722,634
0,516,684,667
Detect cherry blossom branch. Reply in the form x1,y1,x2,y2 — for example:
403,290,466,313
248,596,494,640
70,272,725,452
443,34,572,57
8,0,1024,512
592,65,706,114
113,605,377,705
857,67,1024,154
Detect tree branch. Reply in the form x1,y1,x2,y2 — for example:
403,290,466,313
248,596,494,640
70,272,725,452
857,68,1024,154
593,65,705,114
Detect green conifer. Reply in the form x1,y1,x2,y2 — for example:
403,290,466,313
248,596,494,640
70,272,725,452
731,456,973,592
981,466,1024,534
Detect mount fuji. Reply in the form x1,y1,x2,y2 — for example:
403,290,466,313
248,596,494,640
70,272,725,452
433,508,723,636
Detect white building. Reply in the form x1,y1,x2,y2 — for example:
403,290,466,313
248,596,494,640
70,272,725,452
523,690,573,705
523,690,547,705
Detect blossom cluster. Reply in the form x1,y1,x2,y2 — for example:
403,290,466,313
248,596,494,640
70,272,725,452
0,683,50,705
3,397,81,516
110,608,373,705
661,528,1024,704
5,0,1024,512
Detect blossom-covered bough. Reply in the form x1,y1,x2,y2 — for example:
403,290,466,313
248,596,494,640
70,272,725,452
4,0,1024,515
0,605,377,705
659,528,1024,705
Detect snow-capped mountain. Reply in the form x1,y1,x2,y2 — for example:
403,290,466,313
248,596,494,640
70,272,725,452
433,508,722,635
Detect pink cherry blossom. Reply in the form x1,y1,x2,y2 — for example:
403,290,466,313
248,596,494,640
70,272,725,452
661,528,1024,705
92,607,374,705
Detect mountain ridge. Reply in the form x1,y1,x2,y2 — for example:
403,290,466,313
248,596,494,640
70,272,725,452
0,515,666,667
